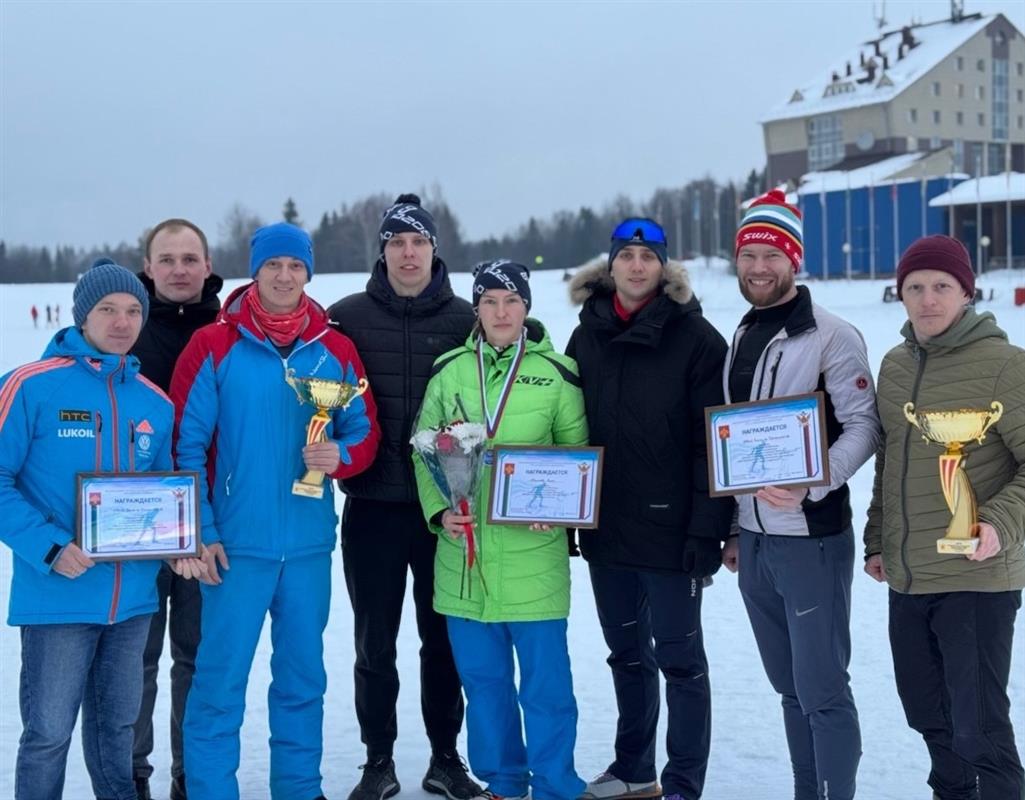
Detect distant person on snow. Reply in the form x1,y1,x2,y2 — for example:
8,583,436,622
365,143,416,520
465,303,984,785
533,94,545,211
30,305,38,328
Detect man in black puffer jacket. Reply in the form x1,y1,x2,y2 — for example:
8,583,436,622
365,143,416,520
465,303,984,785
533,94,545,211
131,218,222,800
329,194,479,800
567,218,731,800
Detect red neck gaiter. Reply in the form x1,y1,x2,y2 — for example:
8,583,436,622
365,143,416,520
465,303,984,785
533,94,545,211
243,283,311,347
613,292,656,322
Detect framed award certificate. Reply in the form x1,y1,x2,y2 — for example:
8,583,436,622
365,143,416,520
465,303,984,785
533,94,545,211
486,446,604,528
75,472,201,561
705,392,831,497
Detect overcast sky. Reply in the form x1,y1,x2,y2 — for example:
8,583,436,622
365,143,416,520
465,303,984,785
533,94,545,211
1,0,1022,250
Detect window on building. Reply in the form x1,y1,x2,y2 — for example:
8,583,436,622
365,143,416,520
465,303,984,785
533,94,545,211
806,114,844,171
1018,89,1024,102
953,139,964,171
930,136,942,149
970,142,983,176
977,58,985,71
933,110,941,124
1018,115,1024,130
931,81,941,97
908,108,918,123
992,58,1009,141
976,86,985,100
956,56,964,71
978,112,986,126
956,110,964,125
1018,62,1024,76
987,143,1005,174
957,83,965,98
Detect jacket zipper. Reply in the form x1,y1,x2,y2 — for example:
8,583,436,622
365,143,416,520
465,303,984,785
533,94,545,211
402,299,413,470
94,412,103,470
128,420,136,472
900,347,928,593
751,343,784,533
106,361,123,624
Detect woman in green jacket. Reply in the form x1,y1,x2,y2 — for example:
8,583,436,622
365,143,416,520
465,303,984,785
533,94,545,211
414,260,588,800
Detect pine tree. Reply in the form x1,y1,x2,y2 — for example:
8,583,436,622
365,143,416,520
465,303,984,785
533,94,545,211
283,197,300,226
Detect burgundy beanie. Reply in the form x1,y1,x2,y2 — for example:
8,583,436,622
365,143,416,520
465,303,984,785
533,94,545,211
896,235,975,300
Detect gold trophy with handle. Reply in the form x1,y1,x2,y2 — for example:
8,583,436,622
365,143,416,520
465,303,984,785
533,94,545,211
903,401,1003,554
286,368,369,499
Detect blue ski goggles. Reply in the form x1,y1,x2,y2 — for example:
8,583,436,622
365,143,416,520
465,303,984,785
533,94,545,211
610,217,667,245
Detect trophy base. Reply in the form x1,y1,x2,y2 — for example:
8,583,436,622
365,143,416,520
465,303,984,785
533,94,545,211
292,480,325,500
937,537,980,555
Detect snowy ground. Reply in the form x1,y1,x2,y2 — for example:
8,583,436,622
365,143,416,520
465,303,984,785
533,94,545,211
1,264,1023,800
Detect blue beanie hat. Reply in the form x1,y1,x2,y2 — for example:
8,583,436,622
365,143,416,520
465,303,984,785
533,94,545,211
73,258,150,328
249,222,314,278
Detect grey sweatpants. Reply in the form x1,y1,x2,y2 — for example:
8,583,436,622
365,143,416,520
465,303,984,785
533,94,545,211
738,527,861,800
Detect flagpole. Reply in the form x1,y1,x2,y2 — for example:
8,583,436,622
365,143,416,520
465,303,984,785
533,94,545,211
892,180,900,273
869,173,876,281
821,176,828,281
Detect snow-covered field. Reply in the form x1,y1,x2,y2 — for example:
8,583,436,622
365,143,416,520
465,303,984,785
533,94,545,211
1,264,1023,800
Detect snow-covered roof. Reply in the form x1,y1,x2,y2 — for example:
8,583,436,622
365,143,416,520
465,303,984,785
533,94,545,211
797,152,968,193
761,14,992,123
928,173,1025,206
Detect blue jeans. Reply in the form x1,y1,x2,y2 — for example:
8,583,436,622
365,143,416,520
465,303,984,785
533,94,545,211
446,617,585,800
16,613,151,800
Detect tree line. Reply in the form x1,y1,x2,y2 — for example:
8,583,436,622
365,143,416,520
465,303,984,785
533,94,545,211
0,170,766,283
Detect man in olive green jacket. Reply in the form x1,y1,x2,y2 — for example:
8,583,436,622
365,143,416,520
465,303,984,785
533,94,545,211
864,235,1025,800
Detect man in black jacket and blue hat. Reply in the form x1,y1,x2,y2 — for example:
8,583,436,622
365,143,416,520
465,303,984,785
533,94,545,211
567,218,732,800
329,194,479,800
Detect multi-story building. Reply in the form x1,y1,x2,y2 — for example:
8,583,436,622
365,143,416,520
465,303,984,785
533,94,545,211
761,8,1024,188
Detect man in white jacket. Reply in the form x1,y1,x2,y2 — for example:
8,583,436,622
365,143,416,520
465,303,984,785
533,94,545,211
721,189,880,800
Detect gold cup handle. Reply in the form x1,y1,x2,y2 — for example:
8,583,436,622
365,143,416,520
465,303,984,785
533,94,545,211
903,402,920,429
977,401,1003,443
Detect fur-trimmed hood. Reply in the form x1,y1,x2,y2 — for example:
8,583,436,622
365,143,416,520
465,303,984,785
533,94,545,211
568,256,694,306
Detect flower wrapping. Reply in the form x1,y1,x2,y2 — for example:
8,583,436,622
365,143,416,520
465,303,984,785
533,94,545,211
410,421,488,576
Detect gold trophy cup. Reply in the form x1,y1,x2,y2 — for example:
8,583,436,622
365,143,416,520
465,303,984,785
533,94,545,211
286,369,369,499
903,401,1003,554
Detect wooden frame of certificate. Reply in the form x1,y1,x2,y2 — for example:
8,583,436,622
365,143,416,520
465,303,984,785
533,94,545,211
486,446,604,528
75,472,201,561
705,392,831,498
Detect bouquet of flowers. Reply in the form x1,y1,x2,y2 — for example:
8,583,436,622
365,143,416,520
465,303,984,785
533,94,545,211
411,420,489,593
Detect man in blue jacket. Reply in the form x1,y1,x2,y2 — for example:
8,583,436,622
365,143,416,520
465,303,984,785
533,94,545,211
173,223,380,800
0,261,204,800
